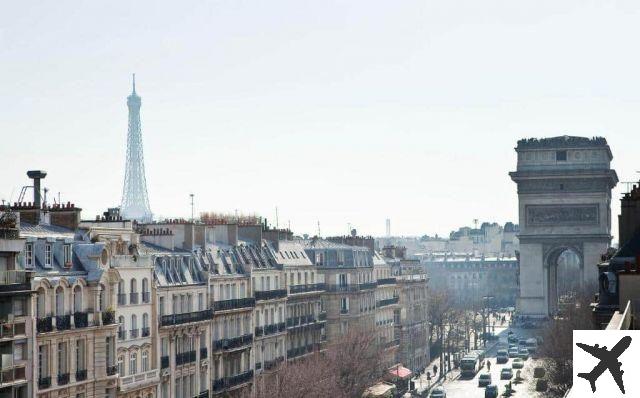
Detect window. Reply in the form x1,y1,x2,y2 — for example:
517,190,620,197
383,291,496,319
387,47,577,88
25,243,33,267
73,286,82,313
142,351,149,372
63,244,72,265
198,293,204,311
36,288,46,318
130,279,137,293
38,345,49,378
117,355,124,375
556,150,567,161
57,342,67,375
98,284,106,312
55,287,64,315
131,314,137,334
76,339,85,371
44,244,52,267
129,352,138,375
143,313,149,332
142,278,149,302
159,297,165,316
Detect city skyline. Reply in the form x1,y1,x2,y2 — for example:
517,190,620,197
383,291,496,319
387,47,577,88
2,1,640,240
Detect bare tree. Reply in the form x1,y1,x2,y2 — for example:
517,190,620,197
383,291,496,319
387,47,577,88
537,283,596,397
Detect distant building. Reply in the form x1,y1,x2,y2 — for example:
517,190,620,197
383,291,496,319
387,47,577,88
419,222,519,257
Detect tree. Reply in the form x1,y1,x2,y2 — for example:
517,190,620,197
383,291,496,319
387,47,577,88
537,283,595,397
257,331,387,398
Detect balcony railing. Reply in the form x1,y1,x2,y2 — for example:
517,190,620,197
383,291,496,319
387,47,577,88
227,370,254,388
325,284,359,292
36,317,53,333
74,312,88,328
377,277,397,285
107,365,118,376
289,283,325,294
212,378,224,392
102,311,115,325
264,356,284,370
118,329,126,340
129,293,139,304
200,347,208,359
38,376,51,389
160,309,213,327
197,391,209,398
340,308,349,314
359,282,377,290
142,291,150,303
118,369,160,392
130,329,139,338
0,270,27,285
287,344,316,359
176,351,196,366
213,334,253,351
377,296,400,308
57,373,70,385
56,315,71,331
213,298,255,311
254,289,287,301
255,326,263,337
141,327,150,337
76,369,87,381
117,293,126,305
318,312,327,321
161,356,169,369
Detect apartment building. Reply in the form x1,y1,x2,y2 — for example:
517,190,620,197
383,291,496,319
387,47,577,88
373,252,400,366
301,239,375,340
0,209,32,398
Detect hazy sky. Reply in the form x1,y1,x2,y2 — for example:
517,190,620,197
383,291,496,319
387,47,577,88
2,1,640,241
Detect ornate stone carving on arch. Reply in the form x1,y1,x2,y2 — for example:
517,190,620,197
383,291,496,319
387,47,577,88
542,243,584,269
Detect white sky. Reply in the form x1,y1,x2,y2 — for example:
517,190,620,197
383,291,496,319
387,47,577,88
1,1,639,241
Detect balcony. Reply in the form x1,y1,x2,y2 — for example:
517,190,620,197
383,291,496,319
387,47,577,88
176,351,196,366
56,315,71,331
118,329,126,340
213,298,255,312
264,356,284,370
117,293,126,305
226,370,254,388
57,373,70,385
76,369,87,381
318,312,327,321
264,322,285,335
289,283,325,294
287,345,315,359
213,334,253,351
197,391,209,398
212,378,224,392
142,291,150,303
254,326,263,337
130,329,139,338
36,317,53,333
129,292,139,304
161,309,213,327
38,376,51,389
359,282,377,290
340,308,348,314
161,356,169,369
102,310,115,325
0,365,25,385
107,365,118,376
200,347,208,359
377,296,400,308
74,312,88,328
326,284,358,292
0,270,28,287
377,277,397,285
254,289,287,301
118,369,159,392
141,327,150,337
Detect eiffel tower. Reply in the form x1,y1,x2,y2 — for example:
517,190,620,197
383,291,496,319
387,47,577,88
120,74,152,222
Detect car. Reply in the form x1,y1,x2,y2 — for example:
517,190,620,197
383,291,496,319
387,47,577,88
478,373,492,387
508,347,519,358
500,367,513,380
496,349,509,364
507,330,514,335
519,347,529,360
484,384,499,398
512,358,524,369
430,386,446,398
508,335,518,344
518,339,527,346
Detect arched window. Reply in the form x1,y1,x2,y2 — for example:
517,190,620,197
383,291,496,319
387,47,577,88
142,313,149,336
55,286,64,315
130,278,137,293
118,316,125,339
130,353,137,375
36,288,46,318
118,280,125,294
73,285,82,313
131,314,137,333
142,351,149,372
117,355,124,375
142,278,149,303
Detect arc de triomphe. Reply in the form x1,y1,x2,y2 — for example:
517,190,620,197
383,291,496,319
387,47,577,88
510,136,618,317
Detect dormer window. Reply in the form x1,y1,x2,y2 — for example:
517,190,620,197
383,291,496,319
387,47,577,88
44,244,52,268
25,243,33,268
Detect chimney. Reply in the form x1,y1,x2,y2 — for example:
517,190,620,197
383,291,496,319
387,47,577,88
619,184,640,247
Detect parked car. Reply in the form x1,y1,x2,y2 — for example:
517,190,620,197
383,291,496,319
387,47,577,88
430,386,446,398
518,339,527,346
485,385,499,398
501,367,513,380
508,347,520,358
519,347,530,360
478,373,492,387
512,358,524,369
496,349,509,364
508,335,519,344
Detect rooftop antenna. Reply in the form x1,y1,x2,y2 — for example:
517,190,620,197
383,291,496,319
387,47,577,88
275,206,279,229
189,193,194,222
132,73,136,94
317,221,321,237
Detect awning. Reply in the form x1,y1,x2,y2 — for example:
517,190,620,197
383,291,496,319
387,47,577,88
388,366,412,379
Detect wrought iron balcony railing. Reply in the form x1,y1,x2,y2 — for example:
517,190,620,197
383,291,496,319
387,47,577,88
142,291,150,303
117,293,126,305
129,292,139,304
160,309,213,327
289,283,325,294
130,329,139,338
141,327,150,337
376,296,400,308
76,369,87,381
57,373,69,385
37,317,53,333
161,356,169,369
254,289,287,301
200,347,208,359
377,277,397,285
56,315,71,331
213,334,253,351
213,298,255,311
107,365,118,376
38,376,51,389
176,350,196,366
74,312,88,328
102,310,115,325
